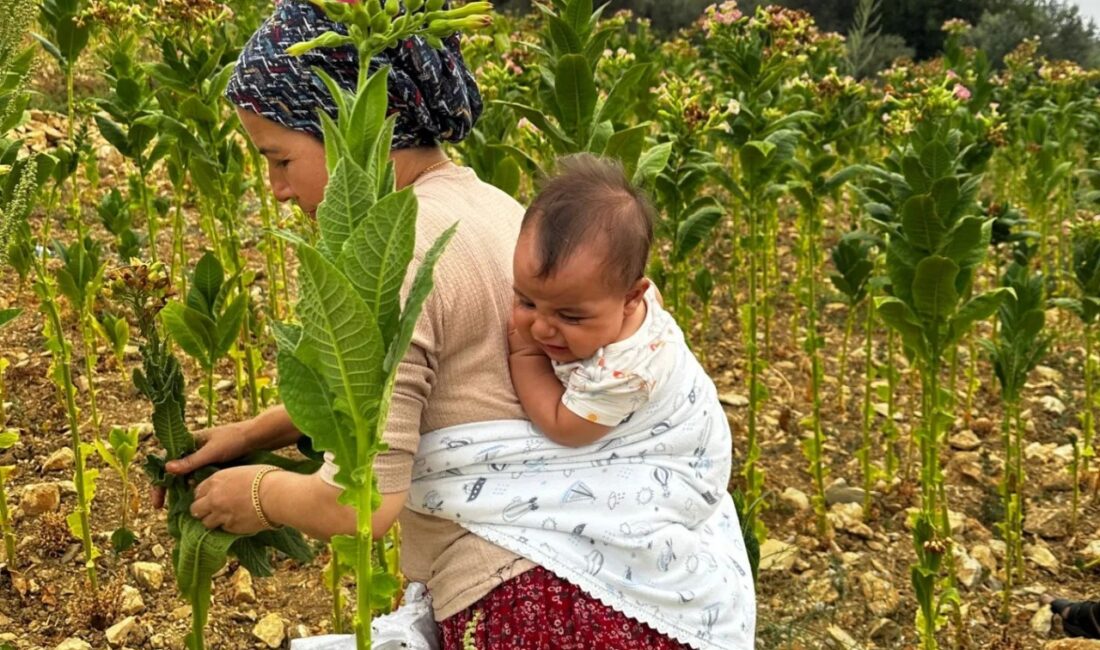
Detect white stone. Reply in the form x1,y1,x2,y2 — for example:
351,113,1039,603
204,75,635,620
42,447,74,472
828,502,864,531
118,584,145,616
780,487,810,511
1039,395,1066,415
972,544,997,574
54,639,92,650
1032,606,1053,635
759,539,799,572
719,392,749,407
949,430,982,451
1026,442,1059,463
252,613,286,649
105,616,141,647
954,547,983,589
1081,539,1100,563
826,624,863,649
131,561,165,591
1027,544,1060,572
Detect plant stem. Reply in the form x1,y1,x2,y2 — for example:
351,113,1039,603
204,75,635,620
840,307,854,418
331,544,345,634
741,198,764,536
205,368,214,428
861,297,875,518
138,168,158,263
80,321,101,441
0,482,15,567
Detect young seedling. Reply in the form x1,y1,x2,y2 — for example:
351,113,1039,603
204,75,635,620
161,252,247,427
95,425,140,553
0,428,17,568
1052,223,1100,530
53,236,106,438
981,262,1049,616
96,188,143,262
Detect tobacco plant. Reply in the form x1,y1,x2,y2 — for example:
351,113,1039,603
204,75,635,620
0,428,16,568
981,262,1049,616
1053,224,1100,530
161,252,247,427
95,425,140,553
53,236,106,438
500,0,668,180
110,261,312,650
275,1,491,645
864,118,1007,648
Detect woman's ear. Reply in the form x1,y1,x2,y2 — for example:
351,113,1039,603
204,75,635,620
623,277,650,315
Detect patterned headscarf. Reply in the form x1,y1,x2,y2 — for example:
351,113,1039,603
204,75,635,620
225,0,482,149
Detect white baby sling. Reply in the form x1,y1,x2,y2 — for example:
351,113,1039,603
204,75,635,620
407,353,756,649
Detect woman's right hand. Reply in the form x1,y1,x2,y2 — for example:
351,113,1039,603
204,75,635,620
150,420,253,509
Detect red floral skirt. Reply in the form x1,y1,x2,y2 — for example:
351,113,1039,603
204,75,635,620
438,566,691,649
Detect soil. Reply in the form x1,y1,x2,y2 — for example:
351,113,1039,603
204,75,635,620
2,111,1098,650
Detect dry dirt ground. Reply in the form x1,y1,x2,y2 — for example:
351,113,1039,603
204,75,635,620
3,111,1100,650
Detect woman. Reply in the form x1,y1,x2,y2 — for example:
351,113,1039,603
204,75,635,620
169,2,735,648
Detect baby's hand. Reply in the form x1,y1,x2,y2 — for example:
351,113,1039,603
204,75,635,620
508,311,544,358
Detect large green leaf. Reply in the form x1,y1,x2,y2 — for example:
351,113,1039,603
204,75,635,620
339,188,418,345
554,54,597,140
602,124,648,176
214,295,247,359
176,518,238,650
189,252,223,318
912,256,960,320
161,303,212,368
498,101,574,154
296,245,384,422
900,195,943,252
948,288,1013,344
277,349,353,486
0,308,20,329
346,67,390,169
595,62,651,125
876,297,928,361
673,205,724,263
383,224,458,379
633,142,672,187
316,159,376,263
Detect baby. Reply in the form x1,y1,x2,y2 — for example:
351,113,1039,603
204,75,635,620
509,153,678,447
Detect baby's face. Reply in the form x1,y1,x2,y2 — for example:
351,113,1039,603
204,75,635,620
512,229,645,363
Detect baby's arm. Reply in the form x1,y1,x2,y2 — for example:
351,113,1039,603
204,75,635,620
508,327,613,447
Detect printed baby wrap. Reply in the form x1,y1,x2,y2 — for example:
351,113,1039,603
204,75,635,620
407,325,756,649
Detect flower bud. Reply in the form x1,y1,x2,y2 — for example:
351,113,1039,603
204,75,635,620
384,0,399,16
406,0,423,11
440,1,491,19
426,0,445,11
286,31,355,56
371,11,391,32
366,0,382,16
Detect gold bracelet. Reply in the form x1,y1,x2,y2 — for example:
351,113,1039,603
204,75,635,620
251,466,283,530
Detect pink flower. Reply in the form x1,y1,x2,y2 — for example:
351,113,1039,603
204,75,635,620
945,69,959,81
953,83,971,100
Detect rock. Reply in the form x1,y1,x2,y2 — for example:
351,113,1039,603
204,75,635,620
231,567,256,604
214,379,234,392
1027,544,1060,572
1027,442,1059,463
829,502,864,532
954,546,984,589
1039,395,1066,415
859,572,899,617
252,613,286,649
759,539,799,572
780,487,810,511
825,479,866,506
118,584,145,616
972,544,998,574
1025,508,1070,540
1079,539,1100,564
809,578,840,604
131,561,165,591
949,430,982,451
19,483,60,515
718,392,748,407
105,616,141,647
1036,365,1063,382
869,618,901,646
151,543,167,559
826,625,862,649
54,639,92,650
948,451,986,483
971,417,994,435
290,624,311,640
42,447,74,472
1055,445,1076,464
170,605,191,621
1045,640,1100,649
1032,606,1053,635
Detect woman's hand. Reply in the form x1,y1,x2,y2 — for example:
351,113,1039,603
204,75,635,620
189,465,278,534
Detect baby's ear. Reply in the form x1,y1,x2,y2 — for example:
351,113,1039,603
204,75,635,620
623,277,650,314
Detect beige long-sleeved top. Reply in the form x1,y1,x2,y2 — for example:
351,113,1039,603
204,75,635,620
317,162,536,620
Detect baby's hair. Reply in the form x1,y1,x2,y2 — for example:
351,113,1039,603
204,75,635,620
521,153,656,290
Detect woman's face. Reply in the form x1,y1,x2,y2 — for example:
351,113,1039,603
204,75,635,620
236,108,328,217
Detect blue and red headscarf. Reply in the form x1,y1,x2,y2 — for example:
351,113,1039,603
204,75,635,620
225,0,482,149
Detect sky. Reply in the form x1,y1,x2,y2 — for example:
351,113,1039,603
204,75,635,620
1074,0,1100,25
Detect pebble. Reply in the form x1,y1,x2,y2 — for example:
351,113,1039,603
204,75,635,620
1025,508,1070,540
954,546,984,589
231,566,257,604
252,613,286,649
42,447,74,472
54,640,92,650
170,605,191,621
972,544,998,574
869,618,901,645
19,483,60,515
825,479,866,506
151,543,167,559
759,539,799,572
1032,606,1053,635
859,572,899,617
214,379,234,392
949,430,982,451
1027,544,1060,572
131,561,165,591
826,624,862,649
105,616,141,647
1039,395,1066,415
1080,539,1100,564
779,487,810,511
118,584,145,616
718,392,749,407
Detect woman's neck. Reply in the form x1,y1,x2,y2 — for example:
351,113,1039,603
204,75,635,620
392,146,450,189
